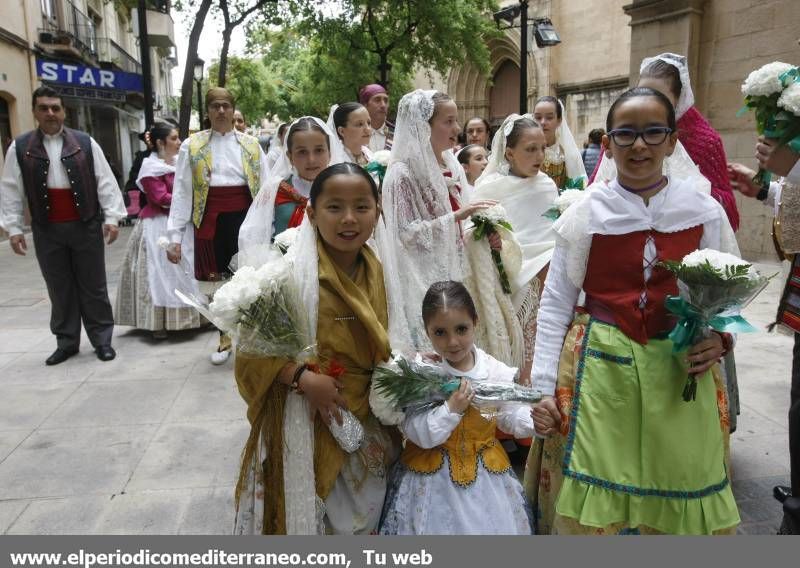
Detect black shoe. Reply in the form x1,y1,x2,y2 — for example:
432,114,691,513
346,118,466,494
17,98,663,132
45,348,79,366
774,485,792,503
95,345,116,361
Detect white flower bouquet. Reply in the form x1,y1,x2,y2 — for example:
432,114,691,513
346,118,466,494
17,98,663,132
365,150,391,189
543,188,585,220
660,249,772,401
273,226,299,255
176,256,364,452
471,204,514,294
740,62,800,185
370,353,541,425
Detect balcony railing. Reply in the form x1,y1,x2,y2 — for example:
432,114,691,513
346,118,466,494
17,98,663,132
97,37,142,75
38,0,97,57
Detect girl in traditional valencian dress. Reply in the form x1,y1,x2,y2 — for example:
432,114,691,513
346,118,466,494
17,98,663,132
380,89,495,350
234,163,406,534
526,87,740,535
379,281,534,535
533,96,587,193
473,115,559,381
456,144,489,190
237,117,344,263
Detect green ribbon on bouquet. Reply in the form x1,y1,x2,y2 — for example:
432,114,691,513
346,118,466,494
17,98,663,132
364,161,387,184
665,295,756,353
471,216,513,295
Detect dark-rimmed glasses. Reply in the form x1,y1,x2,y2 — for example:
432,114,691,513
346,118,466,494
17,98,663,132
607,127,673,147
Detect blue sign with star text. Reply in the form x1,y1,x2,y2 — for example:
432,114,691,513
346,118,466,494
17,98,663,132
36,59,143,93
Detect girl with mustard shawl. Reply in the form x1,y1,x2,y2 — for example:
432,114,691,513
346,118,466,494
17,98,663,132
233,163,405,534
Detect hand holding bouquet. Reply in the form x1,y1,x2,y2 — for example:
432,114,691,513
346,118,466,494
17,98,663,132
661,249,773,401
471,204,514,294
740,62,800,185
176,256,364,452
369,353,541,425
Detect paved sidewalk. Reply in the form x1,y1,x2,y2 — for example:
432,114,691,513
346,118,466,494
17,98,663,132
0,226,794,534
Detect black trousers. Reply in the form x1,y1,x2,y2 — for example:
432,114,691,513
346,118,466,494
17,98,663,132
31,218,114,350
791,333,800,495
213,209,248,277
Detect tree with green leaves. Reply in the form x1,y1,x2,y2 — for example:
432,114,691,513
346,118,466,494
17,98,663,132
295,0,500,87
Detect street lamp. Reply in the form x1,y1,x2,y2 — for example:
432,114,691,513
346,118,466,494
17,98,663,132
493,1,561,113
193,57,205,130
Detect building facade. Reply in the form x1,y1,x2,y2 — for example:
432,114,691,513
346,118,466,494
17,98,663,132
417,0,800,260
0,0,177,192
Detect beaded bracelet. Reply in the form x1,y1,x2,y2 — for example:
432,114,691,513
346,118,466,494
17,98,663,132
290,364,308,394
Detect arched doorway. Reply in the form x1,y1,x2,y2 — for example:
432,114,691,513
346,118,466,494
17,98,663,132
489,60,520,126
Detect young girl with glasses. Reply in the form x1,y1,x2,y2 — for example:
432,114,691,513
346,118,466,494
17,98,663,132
524,87,741,535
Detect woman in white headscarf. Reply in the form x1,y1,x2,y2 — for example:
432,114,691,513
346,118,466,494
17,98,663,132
327,103,374,166
380,89,495,350
533,96,587,192
472,114,560,380
237,116,345,266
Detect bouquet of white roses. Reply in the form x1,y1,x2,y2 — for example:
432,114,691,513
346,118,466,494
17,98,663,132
470,204,514,294
660,249,772,401
543,188,585,220
740,62,800,185
176,255,364,452
369,353,541,425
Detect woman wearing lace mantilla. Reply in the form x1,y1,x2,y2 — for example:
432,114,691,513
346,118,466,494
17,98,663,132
380,89,495,350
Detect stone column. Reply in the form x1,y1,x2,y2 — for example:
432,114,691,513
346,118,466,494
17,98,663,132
623,0,706,85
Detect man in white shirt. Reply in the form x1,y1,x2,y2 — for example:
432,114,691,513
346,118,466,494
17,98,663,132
166,87,270,364
0,86,127,365
729,138,800,535
359,84,394,153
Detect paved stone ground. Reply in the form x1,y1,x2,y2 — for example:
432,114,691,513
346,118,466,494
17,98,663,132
0,226,794,534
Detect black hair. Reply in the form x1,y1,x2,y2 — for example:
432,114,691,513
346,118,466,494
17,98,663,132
332,102,367,138
422,281,478,326
605,87,677,132
429,91,454,124
32,85,62,110
277,122,289,139
506,116,542,148
309,162,380,207
457,144,484,165
588,128,605,145
465,117,490,133
286,117,330,152
147,122,176,156
534,96,562,120
639,59,682,100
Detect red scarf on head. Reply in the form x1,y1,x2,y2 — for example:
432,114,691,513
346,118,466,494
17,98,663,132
274,179,308,229
677,107,740,231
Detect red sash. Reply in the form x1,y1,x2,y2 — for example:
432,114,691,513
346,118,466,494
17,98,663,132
47,188,80,223
275,180,308,229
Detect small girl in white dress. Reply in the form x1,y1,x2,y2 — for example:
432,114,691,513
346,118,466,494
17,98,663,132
380,281,535,535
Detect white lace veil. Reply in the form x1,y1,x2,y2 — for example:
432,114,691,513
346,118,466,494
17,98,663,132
640,53,695,120
554,100,587,183
475,113,531,187
237,116,344,266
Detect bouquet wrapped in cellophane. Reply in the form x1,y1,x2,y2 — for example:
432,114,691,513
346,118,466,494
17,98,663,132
661,249,773,402
175,251,364,452
739,62,800,185
369,353,542,426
